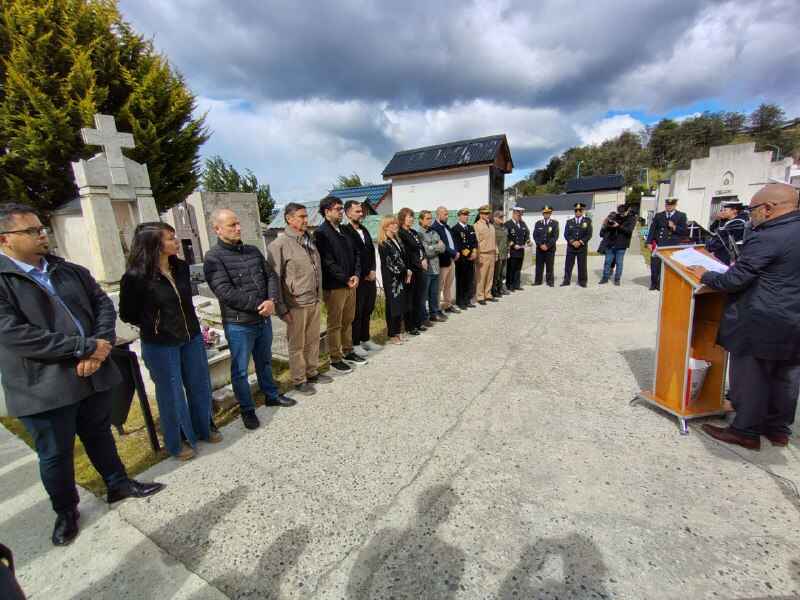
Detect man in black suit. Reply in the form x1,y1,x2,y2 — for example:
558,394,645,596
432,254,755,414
561,202,593,287
532,205,559,286
505,206,531,291
646,197,688,290
452,208,477,309
342,200,380,357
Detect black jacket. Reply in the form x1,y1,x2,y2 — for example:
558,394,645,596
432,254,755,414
564,217,593,252
646,210,688,246
600,212,636,250
0,254,120,417
398,227,426,273
314,220,361,290
342,223,376,278
506,219,530,258
203,240,280,324
533,218,559,250
452,221,478,259
701,211,800,362
431,220,458,267
119,257,201,345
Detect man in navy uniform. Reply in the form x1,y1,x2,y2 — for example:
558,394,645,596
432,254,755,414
532,205,559,286
561,202,592,287
505,205,531,291
707,200,748,265
646,197,688,290
452,208,478,309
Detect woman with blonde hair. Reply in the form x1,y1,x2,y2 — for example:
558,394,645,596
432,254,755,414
377,215,411,344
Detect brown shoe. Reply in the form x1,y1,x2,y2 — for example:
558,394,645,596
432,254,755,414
701,424,760,450
206,430,223,444
765,432,790,447
176,443,196,461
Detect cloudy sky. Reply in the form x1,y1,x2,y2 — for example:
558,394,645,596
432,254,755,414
118,0,800,201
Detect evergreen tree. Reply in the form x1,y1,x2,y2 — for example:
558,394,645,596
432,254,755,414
200,155,275,224
335,173,364,188
0,0,208,213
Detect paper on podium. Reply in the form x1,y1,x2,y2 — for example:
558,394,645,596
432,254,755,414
670,248,729,273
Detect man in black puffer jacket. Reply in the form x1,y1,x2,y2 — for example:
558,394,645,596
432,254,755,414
687,183,800,451
204,209,295,430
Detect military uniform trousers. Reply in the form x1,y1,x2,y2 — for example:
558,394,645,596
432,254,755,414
286,301,321,385
476,252,496,301
563,248,588,285
492,258,507,293
535,247,555,285
729,354,800,438
650,254,662,289
506,256,524,290
455,257,475,307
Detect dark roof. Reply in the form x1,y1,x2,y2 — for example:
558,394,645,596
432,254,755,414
516,193,594,213
382,134,513,177
565,174,625,193
329,184,391,208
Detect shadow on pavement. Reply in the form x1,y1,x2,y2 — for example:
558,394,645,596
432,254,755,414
619,348,655,391
346,484,465,599
631,276,652,288
497,533,609,599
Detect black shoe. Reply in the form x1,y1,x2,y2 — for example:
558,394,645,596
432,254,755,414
446,306,461,314
308,373,333,384
408,329,421,336
52,508,80,546
514,287,523,291
456,304,468,310
649,285,659,291
468,302,477,307
344,352,367,364
487,297,499,302
547,282,554,287
107,479,165,504
613,279,620,286
418,325,428,332
436,313,449,321
560,281,570,287
241,410,260,429
478,300,487,305
331,360,353,373
598,278,609,284
532,282,543,286
265,394,298,406
578,282,587,288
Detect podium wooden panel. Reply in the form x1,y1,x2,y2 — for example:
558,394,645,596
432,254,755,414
637,245,728,434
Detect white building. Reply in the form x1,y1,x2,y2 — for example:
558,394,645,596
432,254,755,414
383,134,513,213
663,142,793,227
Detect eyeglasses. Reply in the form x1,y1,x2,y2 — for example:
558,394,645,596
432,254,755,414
748,202,770,212
0,226,50,237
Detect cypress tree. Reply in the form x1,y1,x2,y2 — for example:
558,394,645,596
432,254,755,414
0,0,208,213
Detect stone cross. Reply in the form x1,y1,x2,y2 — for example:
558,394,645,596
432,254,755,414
80,114,135,185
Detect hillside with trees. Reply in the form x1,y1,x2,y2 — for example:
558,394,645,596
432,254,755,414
510,103,799,198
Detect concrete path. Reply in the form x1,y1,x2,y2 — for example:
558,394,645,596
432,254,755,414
2,255,799,599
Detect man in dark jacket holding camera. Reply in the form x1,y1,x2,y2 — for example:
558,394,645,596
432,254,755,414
204,208,295,431
598,204,636,286
688,183,800,450
0,203,163,547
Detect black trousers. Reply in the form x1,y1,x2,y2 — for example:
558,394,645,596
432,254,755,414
563,249,588,285
352,279,376,345
506,256,523,290
455,258,475,307
729,354,800,437
404,271,426,329
534,248,555,285
650,255,662,289
19,391,128,514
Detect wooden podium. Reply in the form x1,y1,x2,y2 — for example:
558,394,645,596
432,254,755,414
636,245,728,434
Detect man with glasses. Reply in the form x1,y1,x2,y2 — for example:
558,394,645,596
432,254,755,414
646,197,688,290
0,203,163,546
688,183,800,450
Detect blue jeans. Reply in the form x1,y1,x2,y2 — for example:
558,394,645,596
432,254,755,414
425,272,441,317
224,319,279,412
602,248,627,281
20,392,128,513
418,272,432,321
142,334,213,456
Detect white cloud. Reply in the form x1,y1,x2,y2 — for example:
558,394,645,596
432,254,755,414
574,115,645,146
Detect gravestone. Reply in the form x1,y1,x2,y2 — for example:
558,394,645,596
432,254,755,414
185,191,267,256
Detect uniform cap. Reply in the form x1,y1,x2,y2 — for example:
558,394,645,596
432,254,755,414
721,200,745,210
542,205,553,213
457,208,470,216
573,202,586,210
665,197,679,205
478,204,491,213
511,205,525,212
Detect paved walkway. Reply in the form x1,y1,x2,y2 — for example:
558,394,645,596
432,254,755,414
2,256,799,599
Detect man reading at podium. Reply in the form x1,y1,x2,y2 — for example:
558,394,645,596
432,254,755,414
687,183,800,451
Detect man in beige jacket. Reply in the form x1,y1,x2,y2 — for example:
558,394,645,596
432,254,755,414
473,204,497,304
267,203,333,395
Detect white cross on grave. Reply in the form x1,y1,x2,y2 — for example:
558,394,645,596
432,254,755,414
80,114,135,186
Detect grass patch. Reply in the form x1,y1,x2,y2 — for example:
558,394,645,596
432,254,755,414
2,300,390,496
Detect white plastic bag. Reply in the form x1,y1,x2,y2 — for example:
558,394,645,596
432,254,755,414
685,358,711,406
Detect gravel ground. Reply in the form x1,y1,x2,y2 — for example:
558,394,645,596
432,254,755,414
4,254,799,599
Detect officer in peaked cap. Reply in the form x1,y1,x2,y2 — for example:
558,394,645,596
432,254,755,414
452,207,478,309
532,204,559,286
646,197,688,290
707,200,749,265
505,205,531,290
561,202,592,287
